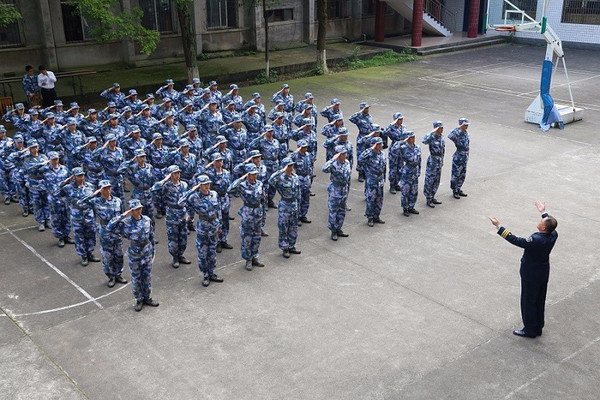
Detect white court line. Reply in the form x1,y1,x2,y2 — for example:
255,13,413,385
1,284,130,317
0,222,103,309
0,224,38,236
503,335,600,399
418,61,516,79
518,73,600,96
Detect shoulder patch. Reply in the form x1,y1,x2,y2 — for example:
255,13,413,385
526,236,533,242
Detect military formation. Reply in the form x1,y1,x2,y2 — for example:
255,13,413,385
0,80,471,311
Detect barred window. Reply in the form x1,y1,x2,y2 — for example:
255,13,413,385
267,8,294,22
329,0,351,19
362,0,376,16
207,0,237,29
0,0,22,48
61,0,93,42
140,0,177,33
562,0,600,24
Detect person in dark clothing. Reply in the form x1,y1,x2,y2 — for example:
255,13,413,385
490,200,558,338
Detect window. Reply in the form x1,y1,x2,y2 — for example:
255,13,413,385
0,0,22,48
207,0,237,29
61,0,93,42
562,0,600,24
329,0,350,19
140,0,176,33
502,0,538,21
362,0,376,16
267,8,294,22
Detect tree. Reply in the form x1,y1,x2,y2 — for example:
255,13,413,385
175,0,199,80
0,1,22,28
67,0,160,55
68,0,199,80
263,0,270,78
316,0,328,73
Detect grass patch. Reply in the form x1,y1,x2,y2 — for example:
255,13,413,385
254,70,279,85
336,47,416,70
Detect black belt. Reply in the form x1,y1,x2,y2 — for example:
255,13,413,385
281,197,296,202
430,153,443,157
131,239,149,247
200,215,217,222
457,147,469,152
244,202,261,208
168,205,184,210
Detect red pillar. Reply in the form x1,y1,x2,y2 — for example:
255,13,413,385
411,0,424,47
375,1,386,42
467,0,481,38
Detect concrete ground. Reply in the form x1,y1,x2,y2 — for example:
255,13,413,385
1,43,599,400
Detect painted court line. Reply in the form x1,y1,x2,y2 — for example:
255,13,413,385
0,222,103,310
2,284,130,317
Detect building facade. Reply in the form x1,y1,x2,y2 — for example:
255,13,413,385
486,0,600,48
0,0,409,72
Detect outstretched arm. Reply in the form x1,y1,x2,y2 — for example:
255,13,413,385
489,216,535,249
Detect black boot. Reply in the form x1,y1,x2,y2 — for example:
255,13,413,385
220,242,233,250
427,199,435,208
245,260,253,271
337,230,349,237
107,277,116,288
178,256,191,264
115,275,128,284
81,256,89,266
432,198,442,205
389,186,397,194
209,274,223,283
261,229,269,237
58,238,65,248
143,298,159,307
172,256,180,269
299,216,311,224
252,258,264,267
409,209,419,215
373,217,385,224
403,209,410,217
289,247,301,254
331,231,338,241
368,218,374,227
134,300,143,312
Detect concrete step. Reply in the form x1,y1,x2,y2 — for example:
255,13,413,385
416,37,507,55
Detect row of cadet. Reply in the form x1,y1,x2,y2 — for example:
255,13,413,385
0,82,471,311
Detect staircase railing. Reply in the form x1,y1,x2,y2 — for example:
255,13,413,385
424,0,457,32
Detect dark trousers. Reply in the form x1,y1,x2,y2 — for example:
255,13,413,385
520,279,548,335
41,88,57,108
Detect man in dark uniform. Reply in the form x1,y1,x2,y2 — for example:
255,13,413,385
489,200,558,338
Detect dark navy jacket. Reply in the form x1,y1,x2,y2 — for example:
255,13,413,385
497,213,558,282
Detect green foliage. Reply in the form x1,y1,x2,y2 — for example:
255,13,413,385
66,0,160,55
351,46,361,61
0,2,22,28
339,50,416,70
254,70,279,85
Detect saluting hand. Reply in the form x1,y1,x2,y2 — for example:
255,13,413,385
488,217,500,227
535,200,546,213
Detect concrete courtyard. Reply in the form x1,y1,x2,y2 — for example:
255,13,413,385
1,43,599,399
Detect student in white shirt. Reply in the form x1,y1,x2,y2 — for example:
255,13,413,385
38,65,58,108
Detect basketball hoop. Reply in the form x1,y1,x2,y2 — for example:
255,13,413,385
494,25,517,33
